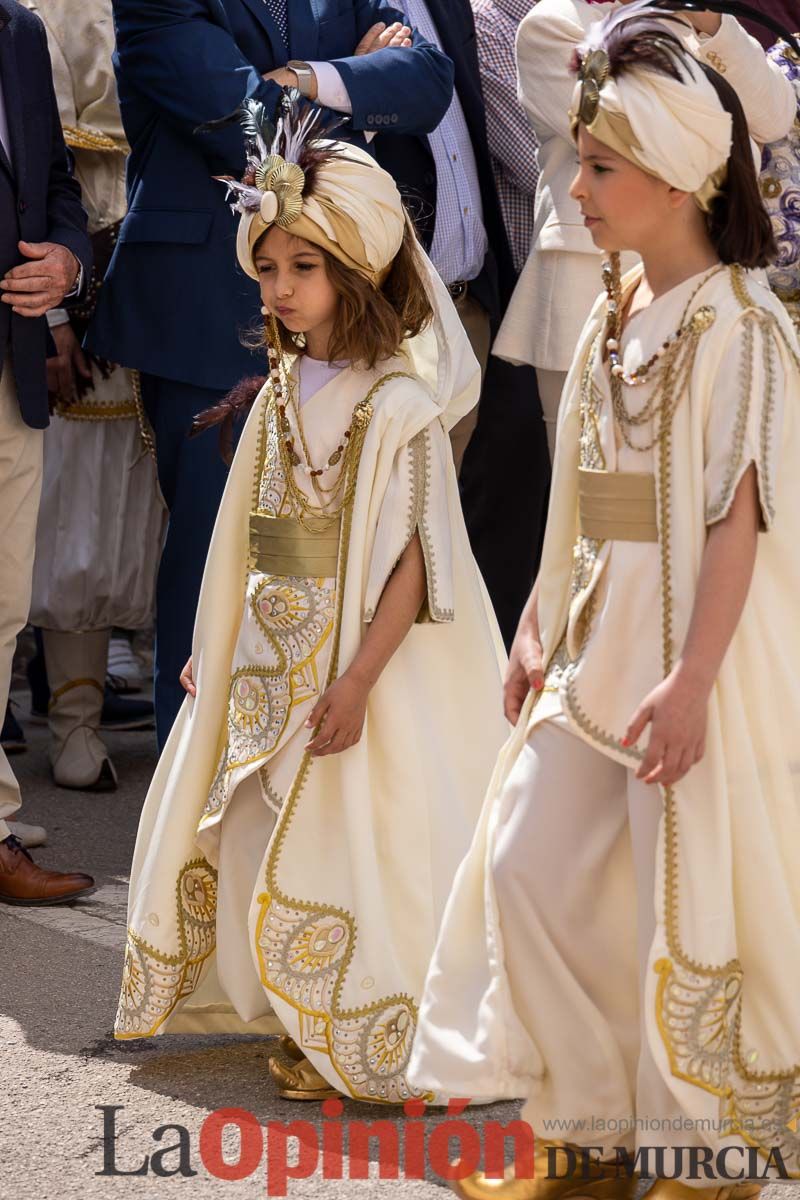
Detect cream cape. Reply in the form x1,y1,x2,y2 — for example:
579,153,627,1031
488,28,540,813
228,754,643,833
114,353,509,1103
409,265,800,1172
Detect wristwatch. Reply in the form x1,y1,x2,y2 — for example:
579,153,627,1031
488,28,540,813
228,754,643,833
286,60,315,99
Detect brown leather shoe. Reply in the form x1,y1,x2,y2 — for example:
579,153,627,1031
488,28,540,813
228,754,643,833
0,836,95,906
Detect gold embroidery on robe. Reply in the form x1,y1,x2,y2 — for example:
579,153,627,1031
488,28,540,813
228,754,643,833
115,860,217,1038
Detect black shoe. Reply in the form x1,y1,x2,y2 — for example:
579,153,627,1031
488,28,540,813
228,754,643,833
100,687,154,731
1,703,26,754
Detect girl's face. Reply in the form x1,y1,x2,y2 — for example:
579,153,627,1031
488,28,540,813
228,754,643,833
254,226,339,355
569,126,685,255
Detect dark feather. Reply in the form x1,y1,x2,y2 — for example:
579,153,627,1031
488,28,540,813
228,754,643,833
190,376,267,465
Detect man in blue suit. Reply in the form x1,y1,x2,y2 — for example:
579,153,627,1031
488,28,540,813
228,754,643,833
0,0,96,902
89,0,454,747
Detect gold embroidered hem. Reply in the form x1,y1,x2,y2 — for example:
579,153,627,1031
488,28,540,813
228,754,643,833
116,860,217,1038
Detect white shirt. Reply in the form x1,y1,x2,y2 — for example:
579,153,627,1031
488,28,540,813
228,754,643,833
400,0,488,284
298,354,346,407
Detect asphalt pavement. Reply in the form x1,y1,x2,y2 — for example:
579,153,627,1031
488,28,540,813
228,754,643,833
1,695,797,1200
0,696,522,1200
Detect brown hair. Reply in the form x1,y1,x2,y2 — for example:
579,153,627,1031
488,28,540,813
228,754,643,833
254,217,433,368
575,20,777,269
699,63,777,269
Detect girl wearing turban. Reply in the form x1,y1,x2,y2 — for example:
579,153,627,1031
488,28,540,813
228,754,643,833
112,95,509,1104
494,0,795,462
408,7,800,1198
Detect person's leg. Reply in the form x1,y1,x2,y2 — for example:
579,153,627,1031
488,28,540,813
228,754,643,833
535,369,568,463
491,717,641,1146
0,362,43,840
140,374,230,749
449,291,491,475
216,770,277,1022
626,774,724,1181
43,628,116,791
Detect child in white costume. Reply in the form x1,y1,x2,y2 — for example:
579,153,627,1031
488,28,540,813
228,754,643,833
113,96,508,1105
495,0,795,460
408,4,800,1196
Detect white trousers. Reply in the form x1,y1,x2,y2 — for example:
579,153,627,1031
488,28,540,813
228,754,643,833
215,770,279,1023
0,361,43,839
492,714,709,1166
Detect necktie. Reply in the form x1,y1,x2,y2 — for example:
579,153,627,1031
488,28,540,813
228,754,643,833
263,0,289,49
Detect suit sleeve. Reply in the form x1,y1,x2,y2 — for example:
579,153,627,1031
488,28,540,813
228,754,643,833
330,0,454,136
112,0,284,171
38,22,92,291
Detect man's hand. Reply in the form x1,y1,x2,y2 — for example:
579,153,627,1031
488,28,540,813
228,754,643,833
47,322,92,404
355,21,413,54
1,241,80,317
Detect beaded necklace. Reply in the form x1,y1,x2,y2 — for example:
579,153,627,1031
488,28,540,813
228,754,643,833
601,253,721,452
266,316,368,530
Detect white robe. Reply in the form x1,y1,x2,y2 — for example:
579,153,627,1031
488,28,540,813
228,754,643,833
409,265,800,1175
114,354,509,1105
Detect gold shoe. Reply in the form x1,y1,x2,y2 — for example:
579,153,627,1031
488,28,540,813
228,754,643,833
268,1053,342,1101
645,1182,762,1200
449,1139,639,1200
267,1034,304,1064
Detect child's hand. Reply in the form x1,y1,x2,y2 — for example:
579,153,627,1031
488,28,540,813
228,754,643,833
304,674,368,756
504,620,544,725
624,667,709,787
179,656,196,698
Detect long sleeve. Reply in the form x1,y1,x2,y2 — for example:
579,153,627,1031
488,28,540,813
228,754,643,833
112,0,283,172
515,0,591,145
331,0,454,136
364,419,455,624
704,306,787,531
473,7,539,198
690,15,796,145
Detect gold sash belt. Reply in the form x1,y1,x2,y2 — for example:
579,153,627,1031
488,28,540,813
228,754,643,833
578,469,658,543
249,513,341,577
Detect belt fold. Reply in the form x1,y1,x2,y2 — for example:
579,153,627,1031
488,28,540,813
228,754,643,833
578,469,658,543
249,512,341,577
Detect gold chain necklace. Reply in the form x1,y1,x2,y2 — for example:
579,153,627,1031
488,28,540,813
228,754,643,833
265,315,414,532
602,254,721,452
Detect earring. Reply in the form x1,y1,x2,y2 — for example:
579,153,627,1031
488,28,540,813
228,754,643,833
260,305,269,317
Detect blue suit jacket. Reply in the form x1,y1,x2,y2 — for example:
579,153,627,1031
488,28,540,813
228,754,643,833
88,0,454,392
0,0,91,428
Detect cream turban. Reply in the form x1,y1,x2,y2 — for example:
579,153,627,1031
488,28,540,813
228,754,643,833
236,140,406,284
570,10,733,210
222,96,481,431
